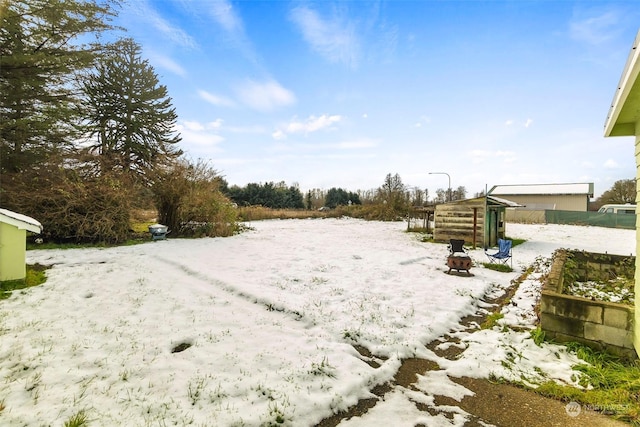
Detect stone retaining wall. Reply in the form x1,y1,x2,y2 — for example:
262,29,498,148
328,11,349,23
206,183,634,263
540,250,636,359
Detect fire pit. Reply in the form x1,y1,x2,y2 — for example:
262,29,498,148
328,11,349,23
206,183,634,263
447,255,472,275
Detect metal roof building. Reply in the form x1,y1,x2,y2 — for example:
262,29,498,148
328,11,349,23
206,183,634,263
488,183,594,211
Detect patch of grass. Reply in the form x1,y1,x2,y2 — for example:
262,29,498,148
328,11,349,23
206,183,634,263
309,356,336,378
534,342,640,423
482,263,513,273
28,237,148,250
64,410,88,427
529,326,546,346
505,237,526,247
417,233,434,242
130,221,156,234
0,264,48,300
481,312,504,329
238,206,332,221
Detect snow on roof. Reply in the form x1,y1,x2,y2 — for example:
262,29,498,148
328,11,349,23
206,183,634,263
487,195,524,207
0,208,43,234
489,183,594,196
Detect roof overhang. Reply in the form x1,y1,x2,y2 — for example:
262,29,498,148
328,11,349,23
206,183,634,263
604,30,640,137
489,183,594,197
487,195,524,208
0,208,42,234
442,196,524,208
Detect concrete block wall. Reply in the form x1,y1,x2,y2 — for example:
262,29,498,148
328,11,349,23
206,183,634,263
540,250,636,359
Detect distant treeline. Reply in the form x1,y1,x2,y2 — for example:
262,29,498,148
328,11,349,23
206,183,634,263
225,183,362,210
226,182,305,209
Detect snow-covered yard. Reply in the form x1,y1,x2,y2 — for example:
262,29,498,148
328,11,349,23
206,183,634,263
0,218,635,426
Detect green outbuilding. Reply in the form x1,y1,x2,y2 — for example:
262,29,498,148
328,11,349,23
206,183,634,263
0,208,43,282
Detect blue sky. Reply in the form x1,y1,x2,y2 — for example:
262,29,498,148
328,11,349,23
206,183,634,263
115,0,639,198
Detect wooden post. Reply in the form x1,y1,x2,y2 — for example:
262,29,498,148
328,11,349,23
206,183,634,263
472,207,478,249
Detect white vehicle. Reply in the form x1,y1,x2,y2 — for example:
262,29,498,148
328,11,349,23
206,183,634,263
597,204,637,214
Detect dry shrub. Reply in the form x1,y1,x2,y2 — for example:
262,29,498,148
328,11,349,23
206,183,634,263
1,166,132,243
235,204,407,222
333,204,406,221
151,159,238,237
237,206,327,221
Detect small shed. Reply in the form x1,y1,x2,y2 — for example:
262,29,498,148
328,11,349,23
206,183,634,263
433,196,521,248
0,208,43,281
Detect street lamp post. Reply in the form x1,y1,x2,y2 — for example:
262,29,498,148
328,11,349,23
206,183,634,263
429,172,451,202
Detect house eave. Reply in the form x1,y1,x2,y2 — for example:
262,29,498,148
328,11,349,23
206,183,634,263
604,30,640,138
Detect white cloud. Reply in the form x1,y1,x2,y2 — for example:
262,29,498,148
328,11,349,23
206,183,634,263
207,0,259,64
362,113,368,119
504,118,532,128
287,115,341,133
415,115,431,128
147,51,187,77
235,80,296,111
289,6,360,68
198,90,236,107
569,10,619,45
210,0,242,33
273,114,342,139
182,119,223,132
176,120,225,148
182,131,225,148
139,1,197,49
182,121,205,131
604,159,619,169
208,119,223,129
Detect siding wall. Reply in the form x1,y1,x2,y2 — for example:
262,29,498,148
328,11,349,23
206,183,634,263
434,198,486,247
0,222,27,281
494,194,588,211
635,129,640,354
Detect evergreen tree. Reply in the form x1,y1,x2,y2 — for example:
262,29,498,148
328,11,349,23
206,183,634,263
325,187,347,208
0,0,118,173
306,190,312,210
325,187,361,208
226,181,304,209
80,38,182,181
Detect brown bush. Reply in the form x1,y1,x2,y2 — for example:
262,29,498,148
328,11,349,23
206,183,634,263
1,166,132,243
151,159,239,237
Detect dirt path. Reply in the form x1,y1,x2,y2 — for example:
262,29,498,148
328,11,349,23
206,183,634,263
316,273,628,427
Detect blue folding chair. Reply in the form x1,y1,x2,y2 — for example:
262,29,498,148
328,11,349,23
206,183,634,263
485,239,512,266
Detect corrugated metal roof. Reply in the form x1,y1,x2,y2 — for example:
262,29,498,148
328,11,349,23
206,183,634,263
443,195,523,207
487,195,524,207
489,183,594,196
